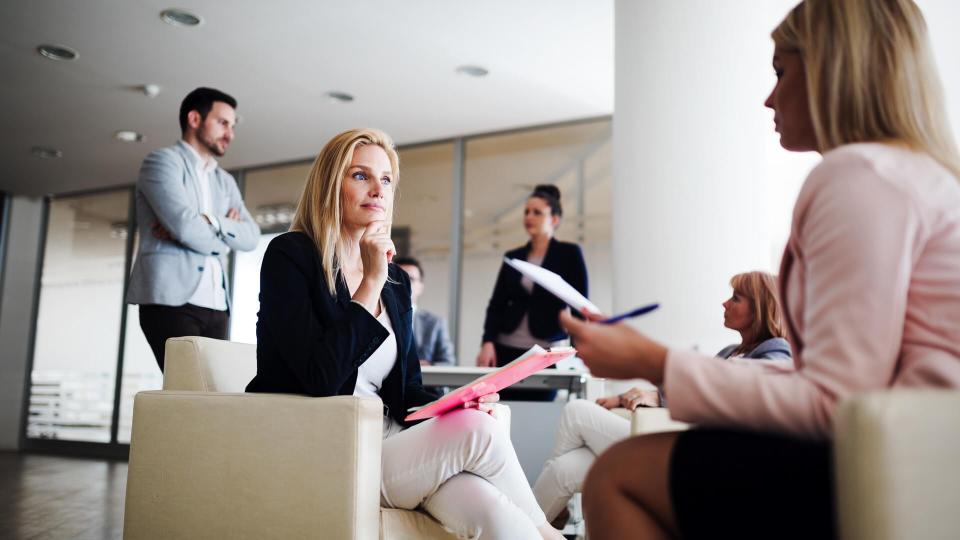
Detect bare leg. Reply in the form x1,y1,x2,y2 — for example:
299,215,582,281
582,431,681,540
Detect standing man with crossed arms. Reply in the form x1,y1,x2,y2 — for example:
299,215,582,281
127,87,260,371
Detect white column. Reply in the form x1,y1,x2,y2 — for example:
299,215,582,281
917,0,960,138
0,196,45,450
613,0,811,353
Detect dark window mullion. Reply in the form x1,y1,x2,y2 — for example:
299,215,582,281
108,188,137,445
20,197,51,448
226,169,245,339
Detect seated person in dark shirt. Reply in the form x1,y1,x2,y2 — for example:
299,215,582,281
395,256,456,366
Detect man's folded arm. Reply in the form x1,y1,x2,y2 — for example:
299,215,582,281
217,175,260,251
138,149,230,256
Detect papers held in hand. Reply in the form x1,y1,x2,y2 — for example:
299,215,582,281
404,345,576,422
504,258,601,315
505,257,660,324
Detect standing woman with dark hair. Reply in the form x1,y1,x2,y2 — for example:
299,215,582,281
476,184,589,401
561,1,960,538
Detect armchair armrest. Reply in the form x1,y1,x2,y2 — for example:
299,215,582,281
123,391,383,540
629,407,690,436
834,390,960,540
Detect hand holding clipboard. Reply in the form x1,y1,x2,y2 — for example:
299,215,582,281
406,346,576,421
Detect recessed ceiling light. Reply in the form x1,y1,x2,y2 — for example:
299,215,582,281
115,130,145,143
31,146,63,159
37,44,78,62
455,65,489,78
139,84,161,98
325,91,354,103
160,8,203,27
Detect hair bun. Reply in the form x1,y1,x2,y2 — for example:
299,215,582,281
533,184,561,201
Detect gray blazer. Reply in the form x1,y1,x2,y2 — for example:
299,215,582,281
126,141,260,308
413,308,456,366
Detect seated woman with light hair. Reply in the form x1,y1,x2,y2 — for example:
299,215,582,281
533,271,791,527
563,1,960,538
247,128,564,540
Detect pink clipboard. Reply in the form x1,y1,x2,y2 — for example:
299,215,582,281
405,347,577,422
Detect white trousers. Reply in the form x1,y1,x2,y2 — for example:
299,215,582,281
532,399,631,521
381,408,547,539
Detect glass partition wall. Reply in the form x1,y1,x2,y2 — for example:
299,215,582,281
116,233,159,444
230,162,312,344
392,143,457,325
27,191,131,445
22,117,613,454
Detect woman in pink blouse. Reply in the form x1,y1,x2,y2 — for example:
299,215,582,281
560,1,960,539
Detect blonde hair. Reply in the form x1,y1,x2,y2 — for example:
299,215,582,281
730,271,785,354
290,128,399,295
772,0,960,179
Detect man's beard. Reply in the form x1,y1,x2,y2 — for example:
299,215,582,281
198,127,227,157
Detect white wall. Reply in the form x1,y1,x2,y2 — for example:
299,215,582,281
918,0,960,141
613,0,818,354
231,234,274,344
0,196,44,450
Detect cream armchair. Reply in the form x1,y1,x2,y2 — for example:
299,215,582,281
834,390,960,540
627,406,689,435
627,392,960,540
123,336,508,540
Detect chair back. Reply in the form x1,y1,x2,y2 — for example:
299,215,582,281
162,336,256,392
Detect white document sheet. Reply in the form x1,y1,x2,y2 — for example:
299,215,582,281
504,257,601,315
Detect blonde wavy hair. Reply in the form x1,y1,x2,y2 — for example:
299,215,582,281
772,0,960,179
290,128,400,295
730,271,785,354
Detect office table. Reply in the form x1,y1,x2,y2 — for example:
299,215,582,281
420,366,592,399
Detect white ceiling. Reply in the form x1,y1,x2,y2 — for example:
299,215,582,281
0,0,613,196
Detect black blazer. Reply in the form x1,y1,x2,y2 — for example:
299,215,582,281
246,231,437,426
481,238,588,344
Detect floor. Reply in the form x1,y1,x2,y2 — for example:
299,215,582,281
0,450,585,540
0,452,126,540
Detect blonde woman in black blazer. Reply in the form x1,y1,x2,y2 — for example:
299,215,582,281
247,129,564,540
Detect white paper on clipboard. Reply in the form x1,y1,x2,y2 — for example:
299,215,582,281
504,258,601,315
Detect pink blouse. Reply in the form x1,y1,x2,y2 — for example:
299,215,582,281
664,143,960,439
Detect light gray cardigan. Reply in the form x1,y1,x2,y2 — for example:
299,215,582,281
715,337,792,360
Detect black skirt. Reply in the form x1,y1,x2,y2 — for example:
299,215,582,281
669,428,837,540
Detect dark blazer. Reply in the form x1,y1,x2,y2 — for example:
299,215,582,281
246,231,437,426
482,238,588,344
